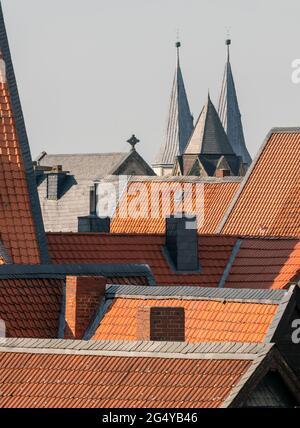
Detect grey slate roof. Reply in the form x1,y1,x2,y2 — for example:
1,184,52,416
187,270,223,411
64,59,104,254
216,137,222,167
36,151,155,232
105,284,287,304
37,152,129,180
0,263,156,285
0,3,49,262
218,41,252,166
185,94,235,155
153,46,193,167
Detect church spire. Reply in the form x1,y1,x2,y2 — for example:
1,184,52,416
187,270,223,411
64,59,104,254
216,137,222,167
218,39,252,167
152,41,194,175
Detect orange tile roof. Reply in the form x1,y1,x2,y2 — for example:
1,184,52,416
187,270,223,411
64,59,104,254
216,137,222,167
0,70,41,263
47,233,237,287
218,129,300,237
111,179,240,234
93,297,278,343
0,278,63,337
0,346,251,408
225,238,300,289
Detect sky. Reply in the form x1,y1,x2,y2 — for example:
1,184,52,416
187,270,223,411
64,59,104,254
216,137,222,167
2,0,300,163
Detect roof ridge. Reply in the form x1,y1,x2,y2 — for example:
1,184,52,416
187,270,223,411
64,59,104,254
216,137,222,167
0,339,273,360
41,152,128,157
105,284,287,303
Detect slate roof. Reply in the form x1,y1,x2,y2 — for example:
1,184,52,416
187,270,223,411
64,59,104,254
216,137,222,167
153,44,193,167
0,339,277,408
36,153,155,232
185,95,235,155
92,285,287,343
111,176,241,234
218,128,300,237
47,233,300,289
218,41,252,166
37,152,129,180
0,4,49,263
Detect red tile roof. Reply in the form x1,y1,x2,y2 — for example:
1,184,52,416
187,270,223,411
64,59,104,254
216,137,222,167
111,179,240,234
47,233,300,289
218,129,300,237
47,233,237,287
225,238,300,289
93,297,278,343
0,342,254,408
0,278,63,338
0,64,41,264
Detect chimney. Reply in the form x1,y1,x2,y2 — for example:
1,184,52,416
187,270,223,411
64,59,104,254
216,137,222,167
216,168,231,177
46,165,67,200
137,306,185,342
78,216,111,233
65,276,106,339
165,214,198,271
77,184,111,232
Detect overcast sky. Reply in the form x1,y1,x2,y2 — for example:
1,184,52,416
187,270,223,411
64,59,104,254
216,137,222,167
2,0,300,163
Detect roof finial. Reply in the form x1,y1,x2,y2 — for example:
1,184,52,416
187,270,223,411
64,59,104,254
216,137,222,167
225,36,231,62
175,29,181,64
127,134,140,151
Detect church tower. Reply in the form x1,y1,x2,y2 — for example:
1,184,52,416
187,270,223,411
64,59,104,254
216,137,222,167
174,94,245,177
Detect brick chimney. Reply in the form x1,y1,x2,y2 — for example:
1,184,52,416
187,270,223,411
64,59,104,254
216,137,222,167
165,214,198,271
65,276,106,339
215,168,231,177
137,306,185,342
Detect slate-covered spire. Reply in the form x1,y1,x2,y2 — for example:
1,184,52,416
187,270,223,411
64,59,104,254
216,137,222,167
185,93,234,155
0,2,49,263
153,42,194,173
218,39,252,167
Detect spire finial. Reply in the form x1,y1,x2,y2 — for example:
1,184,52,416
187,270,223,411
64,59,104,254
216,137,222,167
127,134,140,151
225,38,231,62
175,29,181,64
